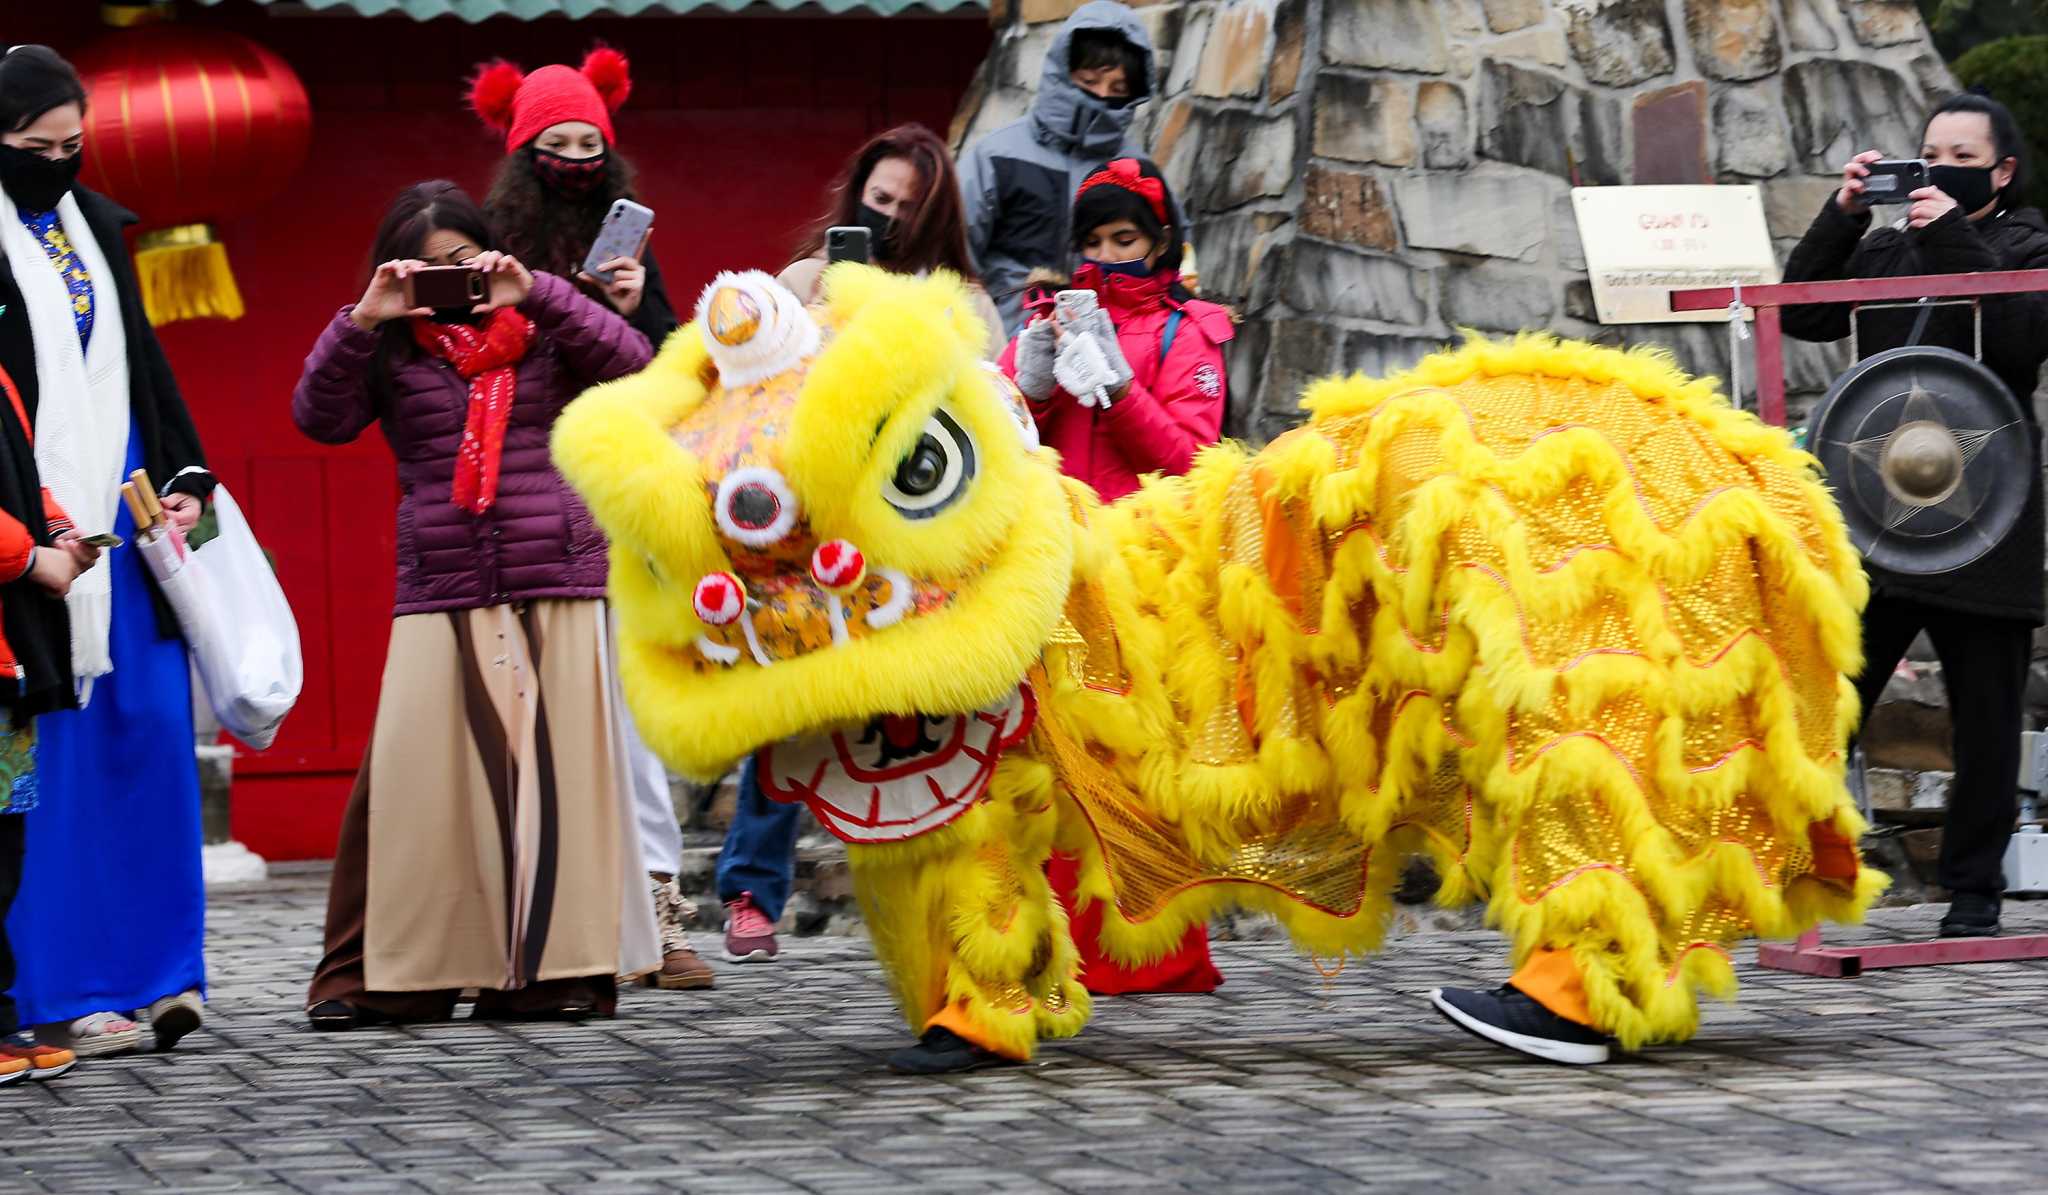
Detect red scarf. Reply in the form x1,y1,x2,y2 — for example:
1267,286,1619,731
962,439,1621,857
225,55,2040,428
412,309,534,515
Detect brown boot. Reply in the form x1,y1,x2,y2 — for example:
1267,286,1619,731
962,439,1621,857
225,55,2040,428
644,873,715,990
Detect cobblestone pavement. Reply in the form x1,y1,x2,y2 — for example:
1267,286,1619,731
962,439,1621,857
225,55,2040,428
2,866,2046,1194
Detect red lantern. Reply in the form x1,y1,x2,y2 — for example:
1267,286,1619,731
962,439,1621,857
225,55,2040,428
68,25,312,325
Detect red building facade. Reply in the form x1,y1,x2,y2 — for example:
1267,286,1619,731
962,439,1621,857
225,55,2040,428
19,2,990,859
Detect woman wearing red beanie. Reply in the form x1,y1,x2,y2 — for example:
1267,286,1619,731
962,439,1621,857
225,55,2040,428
470,48,711,995
471,47,679,347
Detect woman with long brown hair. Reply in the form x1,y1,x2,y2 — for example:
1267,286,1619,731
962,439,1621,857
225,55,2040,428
713,124,1008,971
776,123,1005,357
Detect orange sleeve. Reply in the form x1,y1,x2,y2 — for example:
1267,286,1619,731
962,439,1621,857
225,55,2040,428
0,509,33,582
41,489,72,537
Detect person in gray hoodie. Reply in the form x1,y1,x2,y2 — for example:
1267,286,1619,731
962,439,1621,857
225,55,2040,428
961,1,1179,340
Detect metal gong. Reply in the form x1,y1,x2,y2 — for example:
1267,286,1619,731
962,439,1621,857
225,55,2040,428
1809,345,2031,576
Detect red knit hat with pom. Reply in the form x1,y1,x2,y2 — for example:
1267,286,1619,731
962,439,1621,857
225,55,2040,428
468,46,632,153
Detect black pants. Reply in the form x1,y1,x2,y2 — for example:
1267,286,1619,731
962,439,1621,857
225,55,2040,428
1855,596,2030,895
0,814,22,1037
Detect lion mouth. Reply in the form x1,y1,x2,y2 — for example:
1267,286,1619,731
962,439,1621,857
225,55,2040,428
755,685,1036,844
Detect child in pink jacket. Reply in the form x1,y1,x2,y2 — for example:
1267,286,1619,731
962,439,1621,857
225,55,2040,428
998,157,1234,503
999,157,1231,994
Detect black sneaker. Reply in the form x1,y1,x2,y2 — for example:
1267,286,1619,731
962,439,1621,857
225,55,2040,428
885,1026,1015,1075
1429,984,1612,1065
1939,891,2002,938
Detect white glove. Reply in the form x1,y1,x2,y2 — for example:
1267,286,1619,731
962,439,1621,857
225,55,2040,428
1055,330,1124,408
1013,317,1057,402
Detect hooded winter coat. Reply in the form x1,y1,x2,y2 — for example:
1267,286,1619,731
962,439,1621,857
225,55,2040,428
291,271,652,616
960,2,1183,340
998,264,1232,502
1782,199,2048,624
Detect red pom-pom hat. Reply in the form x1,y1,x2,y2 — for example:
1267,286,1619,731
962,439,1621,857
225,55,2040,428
466,46,632,153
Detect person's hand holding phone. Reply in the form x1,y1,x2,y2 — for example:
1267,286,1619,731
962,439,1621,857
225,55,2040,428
56,530,102,572
349,260,433,331
579,255,646,317
1836,150,1884,214
467,250,534,314
27,537,89,597
1907,185,1962,230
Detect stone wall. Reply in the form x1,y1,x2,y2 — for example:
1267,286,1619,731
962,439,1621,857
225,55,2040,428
950,0,1956,440
948,2,2048,848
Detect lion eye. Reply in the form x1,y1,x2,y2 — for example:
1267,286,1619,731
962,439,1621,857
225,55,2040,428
883,410,975,518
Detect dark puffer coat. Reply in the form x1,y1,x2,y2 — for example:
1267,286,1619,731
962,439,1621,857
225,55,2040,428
1782,200,2048,625
291,271,651,615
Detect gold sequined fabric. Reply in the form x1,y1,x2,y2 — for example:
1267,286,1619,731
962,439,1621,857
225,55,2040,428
1039,342,1872,1029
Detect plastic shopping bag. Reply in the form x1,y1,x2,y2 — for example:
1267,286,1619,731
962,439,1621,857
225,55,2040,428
151,486,302,749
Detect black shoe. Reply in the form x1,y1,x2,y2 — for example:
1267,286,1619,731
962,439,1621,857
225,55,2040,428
886,1026,1015,1075
1939,891,2002,938
1429,984,1612,1065
306,999,393,1031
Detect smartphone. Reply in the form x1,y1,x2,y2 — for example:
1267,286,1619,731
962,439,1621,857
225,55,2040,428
404,265,487,312
1862,158,1929,205
1053,289,1100,326
583,199,655,284
827,226,871,265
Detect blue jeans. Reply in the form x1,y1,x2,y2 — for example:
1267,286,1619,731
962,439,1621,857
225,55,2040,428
715,759,800,922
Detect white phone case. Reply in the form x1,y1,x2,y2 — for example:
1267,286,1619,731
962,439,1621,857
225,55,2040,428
584,199,655,283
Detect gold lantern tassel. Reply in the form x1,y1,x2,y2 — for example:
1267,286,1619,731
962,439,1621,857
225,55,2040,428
134,224,246,325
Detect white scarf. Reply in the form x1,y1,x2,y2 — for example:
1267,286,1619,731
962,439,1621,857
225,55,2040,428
0,187,131,691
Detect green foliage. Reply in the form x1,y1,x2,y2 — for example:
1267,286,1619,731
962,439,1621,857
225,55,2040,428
1922,0,2048,57
1952,35,2048,210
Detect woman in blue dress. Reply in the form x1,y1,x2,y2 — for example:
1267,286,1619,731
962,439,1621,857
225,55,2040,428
0,46,214,1058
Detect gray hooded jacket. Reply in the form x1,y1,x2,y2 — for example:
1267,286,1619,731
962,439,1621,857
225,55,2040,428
960,2,1177,339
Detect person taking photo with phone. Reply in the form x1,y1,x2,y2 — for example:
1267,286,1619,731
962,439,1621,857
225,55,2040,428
470,48,715,992
998,156,1233,996
293,180,662,1029
776,123,1004,358
703,124,1011,970
473,46,678,345
1783,89,2048,939
0,44,214,1063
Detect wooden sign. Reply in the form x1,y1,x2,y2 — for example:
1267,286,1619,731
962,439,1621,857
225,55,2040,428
1571,185,1779,324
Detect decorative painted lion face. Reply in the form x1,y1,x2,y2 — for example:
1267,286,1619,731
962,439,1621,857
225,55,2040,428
554,267,1075,819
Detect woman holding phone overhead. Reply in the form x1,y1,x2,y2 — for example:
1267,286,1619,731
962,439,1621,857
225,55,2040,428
293,180,660,1028
471,48,716,992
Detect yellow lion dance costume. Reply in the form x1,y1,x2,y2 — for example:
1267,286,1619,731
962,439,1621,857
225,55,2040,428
554,266,1882,1069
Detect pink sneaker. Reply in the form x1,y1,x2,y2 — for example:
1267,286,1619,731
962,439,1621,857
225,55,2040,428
722,892,780,963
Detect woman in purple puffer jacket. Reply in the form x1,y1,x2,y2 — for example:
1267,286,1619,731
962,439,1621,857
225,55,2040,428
291,181,660,1030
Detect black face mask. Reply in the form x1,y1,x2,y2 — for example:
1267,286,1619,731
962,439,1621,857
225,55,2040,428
1929,163,2000,216
529,146,608,198
0,145,82,213
855,202,899,263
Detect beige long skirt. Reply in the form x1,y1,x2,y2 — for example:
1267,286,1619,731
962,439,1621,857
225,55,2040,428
353,600,658,993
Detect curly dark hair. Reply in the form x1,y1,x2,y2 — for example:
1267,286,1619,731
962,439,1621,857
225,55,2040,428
483,146,641,293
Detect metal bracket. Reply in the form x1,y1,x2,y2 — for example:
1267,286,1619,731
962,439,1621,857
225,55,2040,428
1850,297,1983,365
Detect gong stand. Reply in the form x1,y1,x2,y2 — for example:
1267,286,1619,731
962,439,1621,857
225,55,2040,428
1669,270,2048,975
1671,269,2048,427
